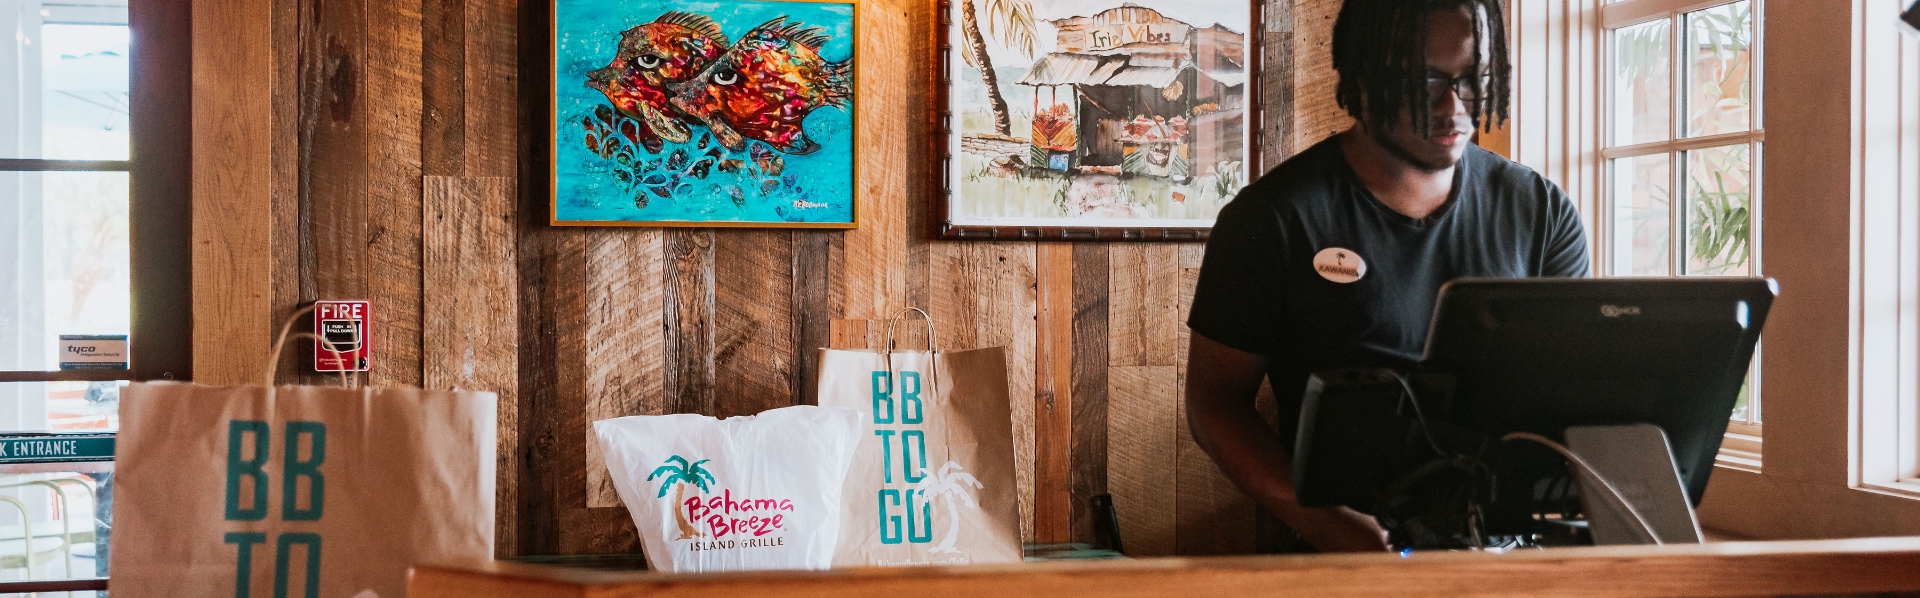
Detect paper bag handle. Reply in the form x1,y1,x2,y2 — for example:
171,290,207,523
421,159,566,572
881,307,939,408
264,304,361,389
883,307,939,353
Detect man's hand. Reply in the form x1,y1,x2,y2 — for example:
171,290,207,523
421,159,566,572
1184,333,1392,554
1277,504,1391,553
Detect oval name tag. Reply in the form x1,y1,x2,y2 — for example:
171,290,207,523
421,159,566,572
1313,247,1367,283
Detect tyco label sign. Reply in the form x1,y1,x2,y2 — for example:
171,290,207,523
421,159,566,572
313,301,370,372
58,334,128,370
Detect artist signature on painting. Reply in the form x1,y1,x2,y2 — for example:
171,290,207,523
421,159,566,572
793,200,830,209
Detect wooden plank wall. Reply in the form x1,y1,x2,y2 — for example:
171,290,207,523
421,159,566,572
195,0,1334,559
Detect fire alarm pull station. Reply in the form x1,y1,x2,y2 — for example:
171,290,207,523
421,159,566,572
314,300,371,372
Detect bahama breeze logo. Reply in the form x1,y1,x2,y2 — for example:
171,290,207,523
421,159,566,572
648,455,794,551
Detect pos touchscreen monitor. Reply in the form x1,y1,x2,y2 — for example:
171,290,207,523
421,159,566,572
1419,277,1777,505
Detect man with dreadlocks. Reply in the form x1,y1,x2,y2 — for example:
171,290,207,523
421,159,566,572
1183,0,1588,552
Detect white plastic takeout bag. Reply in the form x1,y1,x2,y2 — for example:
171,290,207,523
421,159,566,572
596,405,863,572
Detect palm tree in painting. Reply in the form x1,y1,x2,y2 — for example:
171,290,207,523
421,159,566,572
960,0,1039,137
649,455,716,540
914,461,983,554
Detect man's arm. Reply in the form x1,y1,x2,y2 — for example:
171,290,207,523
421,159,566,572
1538,181,1592,277
1185,333,1390,553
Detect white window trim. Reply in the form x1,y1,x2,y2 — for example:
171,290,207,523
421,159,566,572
1853,0,1920,498
1512,0,1920,539
1595,0,1766,437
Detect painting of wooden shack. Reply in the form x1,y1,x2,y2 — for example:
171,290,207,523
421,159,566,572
946,0,1249,231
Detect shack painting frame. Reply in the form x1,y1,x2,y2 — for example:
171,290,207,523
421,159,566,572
932,0,1262,242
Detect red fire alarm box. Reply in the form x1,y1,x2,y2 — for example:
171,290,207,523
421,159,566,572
314,300,371,372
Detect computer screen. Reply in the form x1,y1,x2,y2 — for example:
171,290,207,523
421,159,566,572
1419,277,1776,504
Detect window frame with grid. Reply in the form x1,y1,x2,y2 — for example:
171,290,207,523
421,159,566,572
0,0,192,386
1599,0,1765,459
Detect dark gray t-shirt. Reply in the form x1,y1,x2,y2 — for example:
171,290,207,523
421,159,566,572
1187,137,1589,448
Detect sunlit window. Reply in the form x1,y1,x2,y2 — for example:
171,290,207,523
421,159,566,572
1603,0,1763,431
0,1,131,587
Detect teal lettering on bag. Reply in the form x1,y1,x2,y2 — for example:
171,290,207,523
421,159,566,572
226,421,270,521
226,531,267,598
901,430,928,483
870,372,894,424
282,422,326,521
905,489,934,544
871,366,933,546
877,489,903,544
873,429,896,484
273,532,321,598
899,372,923,424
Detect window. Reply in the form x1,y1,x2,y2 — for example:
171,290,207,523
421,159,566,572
1601,0,1763,456
0,0,190,588
1515,0,1920,540
1857,0,1920,493
1,2,132,409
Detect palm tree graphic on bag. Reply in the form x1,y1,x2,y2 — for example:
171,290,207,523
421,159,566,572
913,461,983,554
649,455,716,540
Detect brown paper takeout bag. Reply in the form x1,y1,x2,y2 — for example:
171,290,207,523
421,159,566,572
818,309,1023,567
110,307,496,598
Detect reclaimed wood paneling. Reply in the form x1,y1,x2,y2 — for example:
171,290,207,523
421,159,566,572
830,319,872,350
1174,262,1257,555
367,0,426,388
518,223,647,556
927,244,977,349
422,175,522,553
193,0,1311,560
1108,245,1180,368
191,0,276,385
515,225,583,556
298,0,370,320
463,0,517,177
421,0,466,177
795,231,835,405
584,230,666,508
983,244,1040,542
424,176,522,555
928,242,1041,543
664,230,716,416
713,231,799,417
1107,365,1179,557
267,0,304,384
1033,243,1075,543
1069,243,1110,545
1106,244,1183,556
1261,0,1297,163
424,176,519,396
831,0,914,324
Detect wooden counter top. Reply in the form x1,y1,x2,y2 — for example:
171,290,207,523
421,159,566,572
410,537,1920,597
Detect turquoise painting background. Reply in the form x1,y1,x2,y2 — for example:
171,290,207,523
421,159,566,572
554,0,856,224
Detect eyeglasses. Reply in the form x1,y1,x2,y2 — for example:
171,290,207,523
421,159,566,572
1424,73,1494,103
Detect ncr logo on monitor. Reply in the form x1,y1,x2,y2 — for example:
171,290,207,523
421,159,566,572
1600,305,1643,318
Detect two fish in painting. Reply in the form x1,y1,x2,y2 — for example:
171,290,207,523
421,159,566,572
558,1,855,225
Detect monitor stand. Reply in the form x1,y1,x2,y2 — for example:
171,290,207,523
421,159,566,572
1565,424,1704,545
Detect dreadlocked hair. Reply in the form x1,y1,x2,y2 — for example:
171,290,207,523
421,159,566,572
1331,0,1512,135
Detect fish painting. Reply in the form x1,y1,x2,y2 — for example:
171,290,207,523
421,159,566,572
586,12,730,154
669,17,852,155
554,1,858,227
